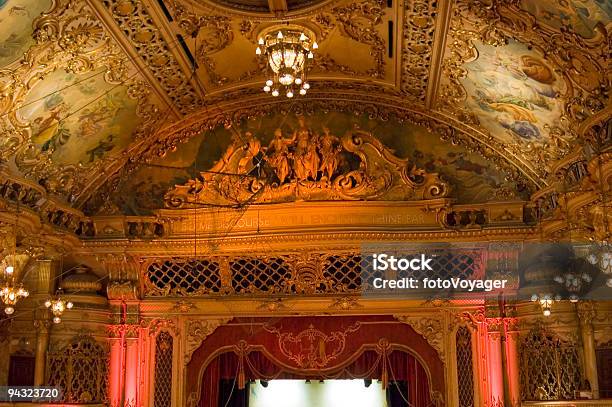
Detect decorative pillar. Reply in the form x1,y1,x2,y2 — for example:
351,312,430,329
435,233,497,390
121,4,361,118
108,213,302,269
485,318,505,406
32,259,57,386
102,254,142,407
578,302,599,399
504,318,521,406
33,317,50,386
124,324,140,407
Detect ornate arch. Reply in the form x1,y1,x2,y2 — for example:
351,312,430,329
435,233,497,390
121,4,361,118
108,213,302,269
185,315,445,406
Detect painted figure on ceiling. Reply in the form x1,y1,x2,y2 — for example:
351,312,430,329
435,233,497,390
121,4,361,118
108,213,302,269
462,41,564,144
77,93,125,139
85,134,115,163
31,94,71,152
521,0,611,37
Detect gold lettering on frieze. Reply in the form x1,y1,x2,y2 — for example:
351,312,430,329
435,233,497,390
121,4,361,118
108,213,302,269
168,206,436,236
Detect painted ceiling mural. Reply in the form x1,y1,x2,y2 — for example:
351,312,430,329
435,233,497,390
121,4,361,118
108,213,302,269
459,40,567,145
0,0,607,218
16,68,140,166
0,0,51,68
102,112,528,216
520,0,611,38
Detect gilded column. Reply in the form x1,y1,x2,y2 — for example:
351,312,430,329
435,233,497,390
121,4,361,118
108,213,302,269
102,254,141,407
124,324,140,407
578,302,599,399
108,324,125,407
504,318,521,407
32,259,56,387
485,317,505,406
33,317,50,386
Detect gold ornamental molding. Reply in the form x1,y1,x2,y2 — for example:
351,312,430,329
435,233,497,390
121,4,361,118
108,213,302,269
93,0,203,113
184,318,232,364
438,0,610,182
82,92,546,207
394,313,445,362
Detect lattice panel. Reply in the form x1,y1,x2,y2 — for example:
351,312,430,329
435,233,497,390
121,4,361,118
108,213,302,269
231,257,292,293
456,327,475,407
146,259,221,296
47,335,108,403
520,330,582,400
153,332,173,407
325,255,362,290
142,250,485,296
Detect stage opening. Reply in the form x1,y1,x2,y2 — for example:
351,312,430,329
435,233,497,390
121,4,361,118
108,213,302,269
249,379,391,407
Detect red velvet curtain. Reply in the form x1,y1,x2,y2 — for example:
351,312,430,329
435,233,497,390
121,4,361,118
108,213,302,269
199,350,431,407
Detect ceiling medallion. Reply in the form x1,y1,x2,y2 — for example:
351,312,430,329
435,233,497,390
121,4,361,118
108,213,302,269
256,25,317,98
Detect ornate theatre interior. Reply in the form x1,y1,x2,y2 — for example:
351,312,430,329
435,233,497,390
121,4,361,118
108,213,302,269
0,0,610,406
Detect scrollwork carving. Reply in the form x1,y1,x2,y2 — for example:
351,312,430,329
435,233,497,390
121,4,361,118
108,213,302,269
164,123,450,207
394,315,445,362
184,318,231,364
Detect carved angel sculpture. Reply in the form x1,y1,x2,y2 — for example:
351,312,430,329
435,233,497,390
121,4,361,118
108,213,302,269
319,128,341,180
267,128,291,184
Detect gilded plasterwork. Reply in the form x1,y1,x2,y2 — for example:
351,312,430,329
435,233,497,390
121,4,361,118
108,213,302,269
101,0,202,112
16,68,139,165
90,112,524,215
520,0,611,38
0,0,51,68
163,126,450,206
459,40,567,145
0,0,162,199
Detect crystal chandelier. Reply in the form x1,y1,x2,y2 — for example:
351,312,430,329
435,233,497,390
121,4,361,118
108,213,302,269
44,289,73,324
256,27,317,98
0,263,29,315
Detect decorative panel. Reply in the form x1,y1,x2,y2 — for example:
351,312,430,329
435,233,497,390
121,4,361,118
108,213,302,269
146,259,222,296
143,249,485,297
597,342,612,399
520,330,582,401
47,335,108,403
153,332,173,407
456,326,475,407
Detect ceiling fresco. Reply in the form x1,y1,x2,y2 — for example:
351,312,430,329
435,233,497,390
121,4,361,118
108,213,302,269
16,68,140,166
0,0,51,68
0,0,608,216
459,40,567,145
520,0,611,38
96,112,528,215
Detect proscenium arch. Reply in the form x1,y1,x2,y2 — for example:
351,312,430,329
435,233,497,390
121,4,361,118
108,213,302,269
185,316,445,406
